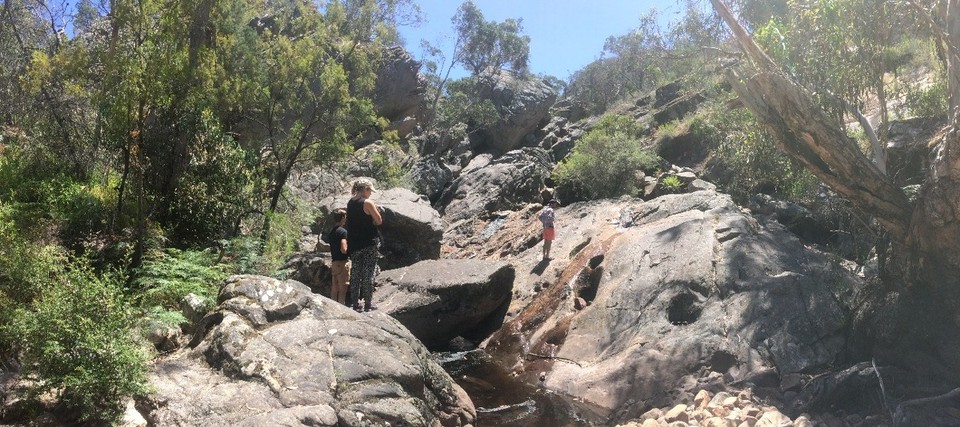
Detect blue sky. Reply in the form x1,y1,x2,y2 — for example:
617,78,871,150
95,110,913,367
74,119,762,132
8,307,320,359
397,0,685,80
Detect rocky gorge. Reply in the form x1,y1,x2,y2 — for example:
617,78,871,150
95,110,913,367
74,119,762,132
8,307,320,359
128,47,960,427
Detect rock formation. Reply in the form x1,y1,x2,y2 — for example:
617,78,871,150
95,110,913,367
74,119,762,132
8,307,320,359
473,70,558,154
377,259,515,350
472,191,860,423
141,275,475,426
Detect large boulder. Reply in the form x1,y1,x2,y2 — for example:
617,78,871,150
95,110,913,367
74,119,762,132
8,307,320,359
377,259,515,350
436,148,553,223
283,250,332,296
474,70,558,154
374,46,426,125
287,168,347,207
142,275,476,426
478,191,860,423
409,157,454,203
319,187,443,269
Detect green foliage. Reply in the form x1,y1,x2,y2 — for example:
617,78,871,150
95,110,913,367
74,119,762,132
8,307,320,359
0,143,122,256
215,0,381,244
453,1,530,75
659,175,684,194
435,77,501,132
419,1,528,134
261,201,314,279
220,189,318,278
751,0,923,129
0,0,420,422
0,211,63,353
553,114,660,201
5,253,148,423
566,3,724,114
325,0,423,46
364,136,414,189
144,306,189,331
730,0,790,31
0,144,61,231
43,178,116,251
133,248,227,310
695,103,819,203
654,120,683,141
161,110,256,245
219,235,269,275
902,79,947,119
898,47,948,120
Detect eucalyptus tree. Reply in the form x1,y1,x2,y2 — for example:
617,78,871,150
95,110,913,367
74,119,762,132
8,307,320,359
727,0,789,30
710,0,960,377
749,0,915,173
452,0,529,76
421,0,530,129
567,2,724,113
1,0,100,179
211,0,384,245
332,0,422,46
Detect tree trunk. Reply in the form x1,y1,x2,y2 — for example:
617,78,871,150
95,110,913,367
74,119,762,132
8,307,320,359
711,0,960,379
907,0,960,269
710,0,914,236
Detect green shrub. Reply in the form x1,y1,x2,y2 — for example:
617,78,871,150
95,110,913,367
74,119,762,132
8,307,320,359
133,248,227,310
0,145,69,235
219,189,316,278
654,120,683,141
365,135,413,189
162,110,257,246
435,77,501,131
0,207,61,354
659,175,684,193
139,305,190,341
901,77,947,119
7,253,149,423
219,235,265,275
697,102,819,204
554,114,661,201
45,179,114,248
262,191,317,279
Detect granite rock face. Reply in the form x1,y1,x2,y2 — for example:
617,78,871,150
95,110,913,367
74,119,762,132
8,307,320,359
141,275,476,427
477,191,859,422
377,259,515,349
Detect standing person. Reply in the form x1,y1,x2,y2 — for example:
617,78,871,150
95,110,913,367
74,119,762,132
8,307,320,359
327,209,350,305
346,179,383,312
539,199,559,261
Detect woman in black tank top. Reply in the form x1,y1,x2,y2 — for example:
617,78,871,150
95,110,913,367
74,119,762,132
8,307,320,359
346,179,383,312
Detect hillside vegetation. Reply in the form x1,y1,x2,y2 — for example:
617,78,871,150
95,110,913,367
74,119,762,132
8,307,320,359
0,0,955,423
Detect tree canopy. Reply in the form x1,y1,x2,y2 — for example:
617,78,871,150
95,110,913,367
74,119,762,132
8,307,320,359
452,0,530,76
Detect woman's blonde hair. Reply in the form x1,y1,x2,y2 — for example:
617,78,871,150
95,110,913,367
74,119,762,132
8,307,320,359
351,178,374,195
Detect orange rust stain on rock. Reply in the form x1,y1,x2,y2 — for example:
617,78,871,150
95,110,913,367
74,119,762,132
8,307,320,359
485,230,621,369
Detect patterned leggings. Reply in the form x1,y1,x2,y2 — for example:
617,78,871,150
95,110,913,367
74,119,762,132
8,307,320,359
348,245,379,307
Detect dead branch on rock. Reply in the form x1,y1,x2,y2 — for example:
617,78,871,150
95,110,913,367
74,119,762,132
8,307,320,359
871,358,893,420
525,353,583,367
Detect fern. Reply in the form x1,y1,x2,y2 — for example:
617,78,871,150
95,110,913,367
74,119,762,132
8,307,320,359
133,248,226,309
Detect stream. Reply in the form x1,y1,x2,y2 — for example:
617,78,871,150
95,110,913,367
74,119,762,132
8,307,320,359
435,349,608,426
